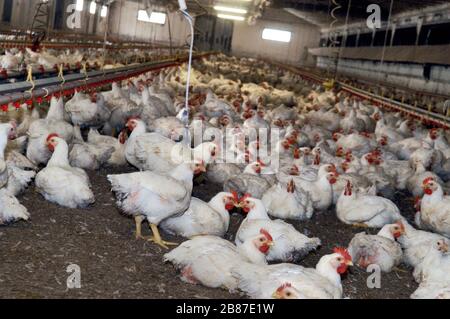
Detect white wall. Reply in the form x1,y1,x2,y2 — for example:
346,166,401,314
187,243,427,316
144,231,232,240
107,1,190,46
0,0,190,47
231,19,320,65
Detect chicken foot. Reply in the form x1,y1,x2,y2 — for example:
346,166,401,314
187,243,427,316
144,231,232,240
134,215,148,240
392,266,409,273
148,223,178,249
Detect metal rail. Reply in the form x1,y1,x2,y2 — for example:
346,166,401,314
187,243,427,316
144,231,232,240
0,53,213,107
0,39,184,51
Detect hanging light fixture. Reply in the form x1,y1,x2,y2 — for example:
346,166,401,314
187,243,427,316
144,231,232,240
75,0,84,12
89,1,97,14
217,13,246,21
100,5,108,17
214,6,248,14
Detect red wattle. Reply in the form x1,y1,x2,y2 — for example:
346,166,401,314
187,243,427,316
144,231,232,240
337,264,348,274
259,244,270,254
225,203,234,211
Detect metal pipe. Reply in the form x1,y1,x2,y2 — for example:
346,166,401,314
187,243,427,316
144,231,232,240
0,52,214,106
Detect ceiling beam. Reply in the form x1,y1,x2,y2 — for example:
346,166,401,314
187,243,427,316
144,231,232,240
284,8,322,26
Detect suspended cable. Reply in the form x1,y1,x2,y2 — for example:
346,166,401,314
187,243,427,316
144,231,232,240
334,0,352,81
179,1,195,145
380,0,395,67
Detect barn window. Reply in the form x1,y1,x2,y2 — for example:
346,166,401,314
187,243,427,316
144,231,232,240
137,10,166,25
262,28,292,43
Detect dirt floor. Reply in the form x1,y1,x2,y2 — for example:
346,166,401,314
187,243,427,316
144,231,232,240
0,165,418,299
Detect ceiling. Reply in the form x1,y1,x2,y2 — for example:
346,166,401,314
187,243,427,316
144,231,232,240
128,0,449,28
271,0,450,27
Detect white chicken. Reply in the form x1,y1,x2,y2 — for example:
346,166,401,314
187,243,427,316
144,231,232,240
164,232,273,291
69,126,115,170
224,173,271,200
295,171,338,211
65,92,111,127
107,160,206,248
412,239,449,284
27,96,74,165
0,122,16,188
0,188,30,225
0,122,30,225
419,178,450,237
236,195,321,262
406,158,442,197
125,118,217,172
87,128,127,166
35,134,95,208
397,221,449,268
261,179,314,220
160,192,237,238
1,50,22,70
232,248,353,299
347,221,404,272
336,181,403,228
1,120,36,192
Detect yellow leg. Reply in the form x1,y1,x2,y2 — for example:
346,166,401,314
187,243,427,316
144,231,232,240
134,215,147,240
148,223,178,249
392,266,408,273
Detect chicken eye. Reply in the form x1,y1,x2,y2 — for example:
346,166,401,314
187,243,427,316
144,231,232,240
286,292,291,297
259,238,264,242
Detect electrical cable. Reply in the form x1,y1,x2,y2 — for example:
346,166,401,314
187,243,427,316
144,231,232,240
380,0,395,67
179,2,195,145
334,0,352,81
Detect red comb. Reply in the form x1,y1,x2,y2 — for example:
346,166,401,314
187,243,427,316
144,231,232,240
333,247,352,262
260,228,273,242
239,193,251,202
46,133,59,142
422,177,435,185
276,283,292,292
231,190,239,201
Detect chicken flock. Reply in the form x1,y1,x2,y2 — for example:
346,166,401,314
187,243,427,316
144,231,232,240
1,54,450,299
0,46,165,80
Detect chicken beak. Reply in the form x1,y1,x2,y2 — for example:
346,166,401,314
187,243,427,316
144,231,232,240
271,291,281,299
346,260,354,266
267,241,274,247
442,243,449,253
